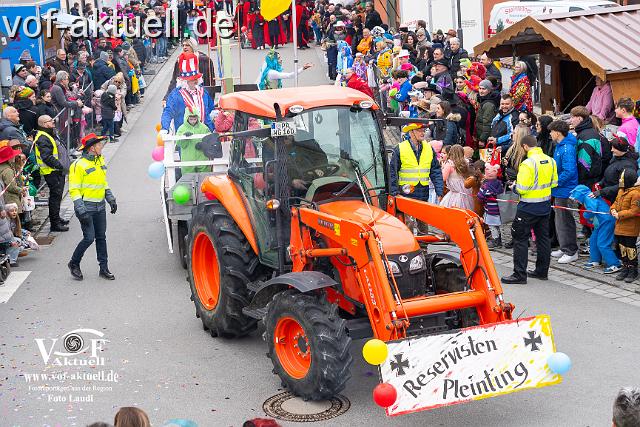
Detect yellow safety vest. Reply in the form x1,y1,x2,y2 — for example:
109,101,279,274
69,156,110,203
398,140,433,186
515,147,558,203
34,131,59,176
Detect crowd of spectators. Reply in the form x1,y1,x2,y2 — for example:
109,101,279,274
312,1,640,283
0,0,181,268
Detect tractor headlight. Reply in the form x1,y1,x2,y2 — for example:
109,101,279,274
386,261,401,276
409,254,425,272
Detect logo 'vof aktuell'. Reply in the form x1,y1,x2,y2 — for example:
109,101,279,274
35,328,108,366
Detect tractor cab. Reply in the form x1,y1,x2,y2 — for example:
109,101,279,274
219,87,390,269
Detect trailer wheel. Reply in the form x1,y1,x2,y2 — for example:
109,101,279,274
431,259,480,328
177,220,188,270
187,202,260,338
265,290,352,400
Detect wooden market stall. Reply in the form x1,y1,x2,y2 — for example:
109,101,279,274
473,5,640,114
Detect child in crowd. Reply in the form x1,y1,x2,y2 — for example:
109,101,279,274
570,185,620,274
477,163,504,248
465,160,485,218
100,85,117,142
611,169,640,283
440,145,473,210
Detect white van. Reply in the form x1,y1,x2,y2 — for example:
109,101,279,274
488,0,618,37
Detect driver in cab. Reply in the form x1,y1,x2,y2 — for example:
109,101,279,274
390,123,443,203
265,135,329,197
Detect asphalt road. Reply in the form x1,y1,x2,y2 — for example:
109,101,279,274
1,44,640,427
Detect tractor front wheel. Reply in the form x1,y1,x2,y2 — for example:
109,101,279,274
187,202,260,338
265,290,352,400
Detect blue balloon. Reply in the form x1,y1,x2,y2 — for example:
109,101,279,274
148,161,165,179
547,352,572,374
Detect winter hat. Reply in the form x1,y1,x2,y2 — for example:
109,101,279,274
121,42,131,50
611,132,629,152
107,84,117,94
13,64,26,75
100,51,110,62
430,95,442,106
400,63,413,71
484,163,500,180
15,86,34,100
459,58,472,69
478,79,494,91
432,59,450,69
620,169,638,189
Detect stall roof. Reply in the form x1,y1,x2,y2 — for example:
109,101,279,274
474,5,640,79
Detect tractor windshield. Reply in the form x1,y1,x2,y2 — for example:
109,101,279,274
283,106,386,198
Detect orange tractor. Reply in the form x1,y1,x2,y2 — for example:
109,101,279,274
186,86,514,400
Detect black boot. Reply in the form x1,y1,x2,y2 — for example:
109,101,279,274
99,268,115,280
625,266,638,283
616,265,629,281
51,223,69,232
68,261,83,280
503,240,514,249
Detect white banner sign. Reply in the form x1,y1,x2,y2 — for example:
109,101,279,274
380,315,561,416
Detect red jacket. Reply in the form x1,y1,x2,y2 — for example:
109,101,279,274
346,75,373,98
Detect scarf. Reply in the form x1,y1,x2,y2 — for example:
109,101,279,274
179,86,205,123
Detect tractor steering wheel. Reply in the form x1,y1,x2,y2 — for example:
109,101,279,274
301,163,341,180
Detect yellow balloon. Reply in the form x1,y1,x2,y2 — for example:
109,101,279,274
362,339,388,365
156,133,164,146
155,123,162,132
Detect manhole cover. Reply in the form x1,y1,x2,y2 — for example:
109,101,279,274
263,391,350,422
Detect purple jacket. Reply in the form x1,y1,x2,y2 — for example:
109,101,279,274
477,179,504,216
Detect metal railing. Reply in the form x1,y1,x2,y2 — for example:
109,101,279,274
53,82,95,153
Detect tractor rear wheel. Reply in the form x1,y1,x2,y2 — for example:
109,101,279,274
187,202,260,338
265,290,352,400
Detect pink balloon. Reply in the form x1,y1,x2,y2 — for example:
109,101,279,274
151,146,164,162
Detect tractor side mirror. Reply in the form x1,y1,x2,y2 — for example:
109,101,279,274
200,133,223,159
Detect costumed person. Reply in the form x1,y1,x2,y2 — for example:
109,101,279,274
176,107,211,174
352,53,368,81
611,169,640,283
336,40,353,79
509,60,533,113
164,38,215,102
68,134,117,281
570,185,620,274
161,52,215,132
256,49,312,90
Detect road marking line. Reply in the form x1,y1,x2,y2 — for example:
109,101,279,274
0,271,32,303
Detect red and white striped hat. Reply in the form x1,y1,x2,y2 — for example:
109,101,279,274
178,52,202,81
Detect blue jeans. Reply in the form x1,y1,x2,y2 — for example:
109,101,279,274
156,37,167,57
5,237,21,263
71,209,108,269
102,118,114,138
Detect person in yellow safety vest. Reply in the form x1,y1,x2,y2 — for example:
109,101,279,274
389,123,444,234
67,133,117,281
502,135,558,284
34,115,69,232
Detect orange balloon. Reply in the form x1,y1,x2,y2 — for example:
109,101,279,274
155,123,162,132
156,133,164,146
